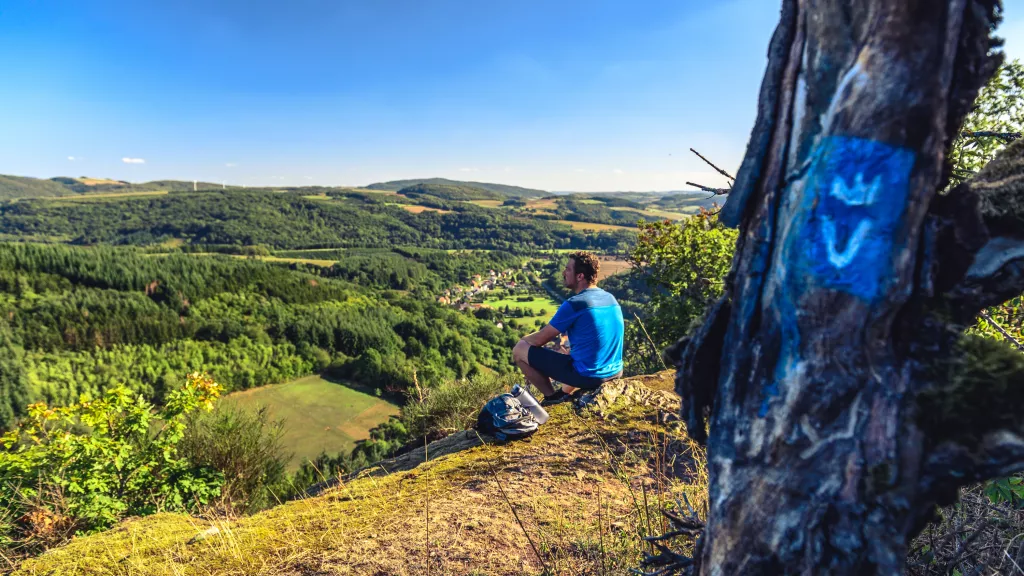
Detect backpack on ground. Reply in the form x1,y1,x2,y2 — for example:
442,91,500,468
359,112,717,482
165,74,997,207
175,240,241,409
476,393,539,441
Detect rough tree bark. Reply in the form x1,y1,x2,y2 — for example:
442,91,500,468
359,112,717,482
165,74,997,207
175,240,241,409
667,1,1024,574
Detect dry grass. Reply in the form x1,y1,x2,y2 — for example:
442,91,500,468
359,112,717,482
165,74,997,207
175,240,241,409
908,482,1024,575
402,205,452,214
595,257,633,282
525,198,558,211
341,187,397,195
15,371,706,576
45,190,169,201
634,208,693,220
555,220,637,232
252,255,338,267
177,253,340,267
467,200,504,208
76,178,124,186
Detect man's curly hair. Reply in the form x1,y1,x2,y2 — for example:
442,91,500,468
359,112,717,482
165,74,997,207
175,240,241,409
569,251,600,283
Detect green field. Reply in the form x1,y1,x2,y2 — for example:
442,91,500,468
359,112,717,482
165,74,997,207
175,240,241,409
222,375,400,471
483,294,560,318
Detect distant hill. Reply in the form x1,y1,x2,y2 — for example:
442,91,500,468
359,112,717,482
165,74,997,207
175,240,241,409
0,175,75,200
559,190,723,213
397,182,505,202
366,178,547,199
0,175,227,200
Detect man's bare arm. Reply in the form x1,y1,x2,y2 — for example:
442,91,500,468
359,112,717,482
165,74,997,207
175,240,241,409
520,324,560,347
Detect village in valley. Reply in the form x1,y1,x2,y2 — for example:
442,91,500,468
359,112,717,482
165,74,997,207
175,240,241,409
434,264,562,332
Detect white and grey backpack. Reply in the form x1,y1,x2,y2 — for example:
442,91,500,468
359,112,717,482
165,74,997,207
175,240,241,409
476,393,539,441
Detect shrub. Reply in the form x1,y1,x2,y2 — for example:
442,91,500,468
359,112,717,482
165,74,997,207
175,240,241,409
0,373,223,557
401,372,515,440
180,404,290,515
627,211,736,351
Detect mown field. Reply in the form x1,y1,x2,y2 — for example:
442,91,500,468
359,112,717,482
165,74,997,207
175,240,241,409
596,256,632,281
482,293,561,317
222,375,400,471
554,220,638,231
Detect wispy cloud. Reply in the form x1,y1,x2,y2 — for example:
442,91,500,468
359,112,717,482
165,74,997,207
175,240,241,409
613,168,624,175
122,157,146,164
225,163,237,168
67,156,76,161
304,176,313,180
574,168,587,173
459,167,478,172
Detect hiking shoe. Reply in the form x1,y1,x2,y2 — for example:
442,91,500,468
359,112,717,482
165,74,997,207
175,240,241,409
541,390,571,407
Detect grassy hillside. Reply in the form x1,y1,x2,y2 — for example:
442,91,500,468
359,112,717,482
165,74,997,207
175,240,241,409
366,177,548,198
0,175,76,200
0,175,228,201
15,372,706,576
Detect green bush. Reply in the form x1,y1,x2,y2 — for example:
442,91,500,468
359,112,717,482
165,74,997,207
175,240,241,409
180,404,290,515
401,372,516,440
0,373,223,554
627,211,736,351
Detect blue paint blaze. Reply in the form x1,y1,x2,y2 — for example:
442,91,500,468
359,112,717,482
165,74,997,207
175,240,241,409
798,136,915,302
758,136,915,418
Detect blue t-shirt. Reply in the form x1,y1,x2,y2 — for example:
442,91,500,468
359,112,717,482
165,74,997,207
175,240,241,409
548,287,624,379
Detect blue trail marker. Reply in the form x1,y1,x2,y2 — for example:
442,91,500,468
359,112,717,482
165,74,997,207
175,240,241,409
797,135,916,303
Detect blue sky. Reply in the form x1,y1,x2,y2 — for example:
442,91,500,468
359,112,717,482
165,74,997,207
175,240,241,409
1,1,1022,192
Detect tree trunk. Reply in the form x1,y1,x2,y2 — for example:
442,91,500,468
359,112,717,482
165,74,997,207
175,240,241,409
670,1,1024,574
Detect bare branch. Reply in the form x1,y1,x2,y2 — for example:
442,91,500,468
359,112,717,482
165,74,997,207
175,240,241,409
685,181,729,196
979,310,1024,351
689,148,736,182
962,131,1022,142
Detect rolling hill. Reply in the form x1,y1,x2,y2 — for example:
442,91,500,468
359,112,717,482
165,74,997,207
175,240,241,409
397,182,506,201
0,175,78,200
366,177,548,198
0,175,228,201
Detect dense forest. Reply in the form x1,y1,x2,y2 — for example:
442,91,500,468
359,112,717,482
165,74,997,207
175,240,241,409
0,189,635,252
0,243,523,430
548,197,648,226
396,182,505,202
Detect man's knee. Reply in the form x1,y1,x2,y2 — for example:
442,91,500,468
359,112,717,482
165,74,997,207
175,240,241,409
512,340,531,364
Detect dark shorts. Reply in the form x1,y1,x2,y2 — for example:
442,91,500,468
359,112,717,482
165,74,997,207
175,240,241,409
527,346,621,391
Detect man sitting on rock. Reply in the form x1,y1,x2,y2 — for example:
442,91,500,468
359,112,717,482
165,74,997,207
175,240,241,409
512,251,624,406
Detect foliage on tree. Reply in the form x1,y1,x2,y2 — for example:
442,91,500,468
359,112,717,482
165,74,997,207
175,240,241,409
627,211,737,351
0,243,521,423
948,59,1023,186
397,182,505,202
0,321,30,431
952,59,1024,349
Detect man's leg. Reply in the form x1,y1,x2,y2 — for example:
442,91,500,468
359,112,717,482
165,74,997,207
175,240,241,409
512,340,557,397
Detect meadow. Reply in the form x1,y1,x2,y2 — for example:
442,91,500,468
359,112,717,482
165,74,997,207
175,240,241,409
482,293,560,317
222,374,400,471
